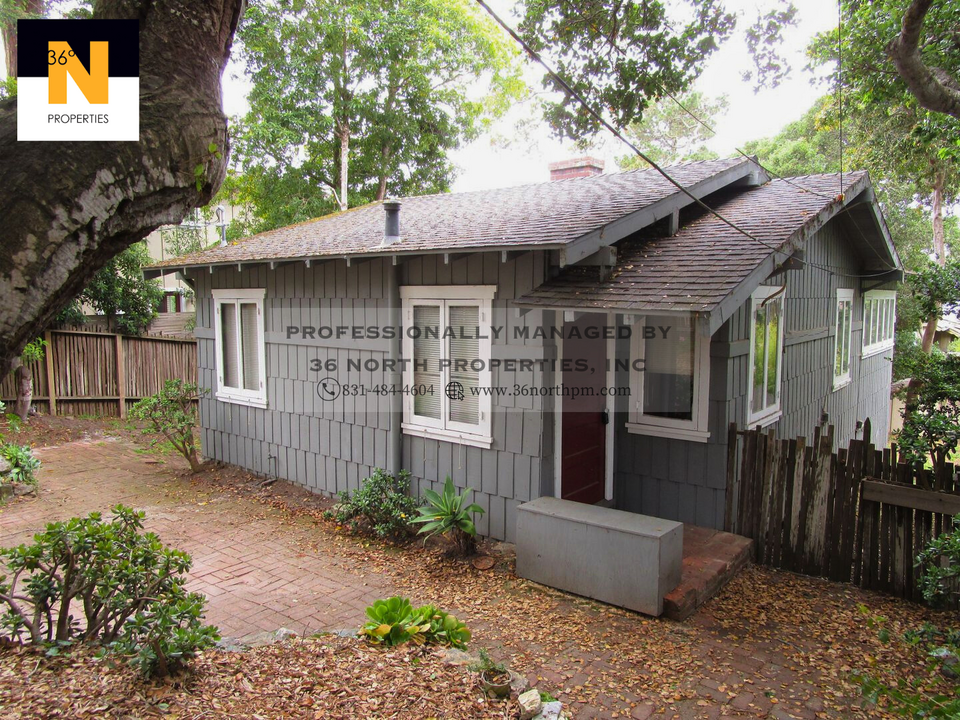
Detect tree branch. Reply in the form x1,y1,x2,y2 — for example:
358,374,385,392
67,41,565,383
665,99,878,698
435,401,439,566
887,0,960,119
0,0,246,374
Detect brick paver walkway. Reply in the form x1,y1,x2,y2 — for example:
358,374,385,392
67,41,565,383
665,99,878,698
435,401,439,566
0,438,394,639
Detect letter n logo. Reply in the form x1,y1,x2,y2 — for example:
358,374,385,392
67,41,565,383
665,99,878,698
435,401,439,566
48,41,109,104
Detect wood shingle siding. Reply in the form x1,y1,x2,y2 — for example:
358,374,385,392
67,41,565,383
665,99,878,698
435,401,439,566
611,216,895,530
193,251,550,542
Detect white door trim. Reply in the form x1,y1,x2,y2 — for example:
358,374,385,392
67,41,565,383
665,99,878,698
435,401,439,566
604,312,615,502
552,312,615,504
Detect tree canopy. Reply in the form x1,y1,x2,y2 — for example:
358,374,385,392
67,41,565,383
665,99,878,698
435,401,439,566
618,92,726,170
232,0,523,233
516,0,738,140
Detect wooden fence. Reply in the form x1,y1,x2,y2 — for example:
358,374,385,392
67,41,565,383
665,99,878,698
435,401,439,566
726,419,960,604
1,329,197,418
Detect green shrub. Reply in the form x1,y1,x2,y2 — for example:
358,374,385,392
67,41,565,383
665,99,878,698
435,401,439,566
918,514,960,605
412,476,485,556
130,379,205,473
327,468,419,539
359,596,470,649
0,505,218,677
0,443,41,485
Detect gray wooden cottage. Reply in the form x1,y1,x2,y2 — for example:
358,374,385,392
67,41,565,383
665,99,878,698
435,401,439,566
148,157,902,548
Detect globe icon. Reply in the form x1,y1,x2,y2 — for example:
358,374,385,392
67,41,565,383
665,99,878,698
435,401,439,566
445,381,464,401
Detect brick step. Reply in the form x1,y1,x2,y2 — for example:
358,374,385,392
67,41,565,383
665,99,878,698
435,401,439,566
662,527,754,621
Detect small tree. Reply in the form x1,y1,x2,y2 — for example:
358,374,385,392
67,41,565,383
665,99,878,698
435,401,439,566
57,243,164,336
131,380,206,473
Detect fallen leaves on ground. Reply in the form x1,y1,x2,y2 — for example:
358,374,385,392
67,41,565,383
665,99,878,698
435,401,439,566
5,419,959,719
0,637,513,719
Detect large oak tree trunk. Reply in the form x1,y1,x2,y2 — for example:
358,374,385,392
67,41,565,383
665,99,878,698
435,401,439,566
0,0,245,376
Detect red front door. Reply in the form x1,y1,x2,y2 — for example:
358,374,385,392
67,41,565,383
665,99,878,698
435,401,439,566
560,313,606,505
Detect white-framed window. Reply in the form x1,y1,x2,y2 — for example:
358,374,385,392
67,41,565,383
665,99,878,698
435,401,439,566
748,285,785,426
212,289,267,408
862,290,896,357
625,313,711,442
833,288,854,389
400,286,495,449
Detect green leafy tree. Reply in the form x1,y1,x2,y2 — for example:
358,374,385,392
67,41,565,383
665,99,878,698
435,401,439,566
516,0,737,140
618,92,727,170
58,242,164,336
740,96,842,178
809,2,960,352
234,0,523,232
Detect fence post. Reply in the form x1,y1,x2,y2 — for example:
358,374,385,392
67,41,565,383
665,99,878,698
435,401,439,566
115,334,126,418
44,330,57,417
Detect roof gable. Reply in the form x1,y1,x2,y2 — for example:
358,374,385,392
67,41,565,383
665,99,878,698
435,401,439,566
514,172,903,333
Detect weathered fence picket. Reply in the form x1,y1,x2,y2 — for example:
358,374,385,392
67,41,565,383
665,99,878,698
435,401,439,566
728,420,960,606
1,328,196,418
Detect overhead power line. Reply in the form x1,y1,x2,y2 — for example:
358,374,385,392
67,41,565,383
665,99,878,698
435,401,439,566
473,0,898,279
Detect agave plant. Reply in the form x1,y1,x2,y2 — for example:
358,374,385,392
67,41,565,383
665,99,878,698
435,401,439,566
412,476,485,556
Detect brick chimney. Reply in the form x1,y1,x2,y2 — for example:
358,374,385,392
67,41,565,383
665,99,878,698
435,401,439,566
548,156,605,181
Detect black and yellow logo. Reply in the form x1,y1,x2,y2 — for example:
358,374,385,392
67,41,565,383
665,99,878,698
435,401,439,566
17,19,139,141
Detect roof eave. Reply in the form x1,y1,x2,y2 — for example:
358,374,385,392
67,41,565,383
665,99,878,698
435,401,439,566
143,244,567,279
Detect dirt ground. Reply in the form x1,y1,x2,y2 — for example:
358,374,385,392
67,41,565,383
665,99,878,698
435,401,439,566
0,416,956,719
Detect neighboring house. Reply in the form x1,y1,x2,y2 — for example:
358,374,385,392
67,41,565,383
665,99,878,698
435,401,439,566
923,315,960,353
147,157,902,543
145,205,243,314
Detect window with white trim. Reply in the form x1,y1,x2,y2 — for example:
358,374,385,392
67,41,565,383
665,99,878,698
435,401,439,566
626,314,711,442
748,286,785,426
833,288,854,389
862,290,896,357
213,289,267,407
400,286,495,448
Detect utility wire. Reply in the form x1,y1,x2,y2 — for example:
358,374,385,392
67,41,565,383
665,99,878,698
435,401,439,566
837,0,845,197
475,0,898,279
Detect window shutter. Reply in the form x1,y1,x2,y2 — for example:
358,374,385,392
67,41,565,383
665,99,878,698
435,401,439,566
240,302,260,391
448,305,480,425
413,305,441,419
221,302,239,389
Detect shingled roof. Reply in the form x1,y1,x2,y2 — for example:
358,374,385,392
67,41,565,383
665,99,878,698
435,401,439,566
514,171,900,331
149,157,755,270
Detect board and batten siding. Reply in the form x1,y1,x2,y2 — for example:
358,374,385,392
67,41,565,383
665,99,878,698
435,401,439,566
613,216,895,530
191,250,551,542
